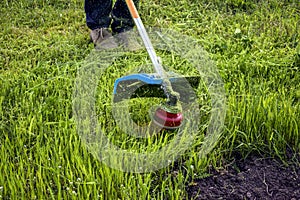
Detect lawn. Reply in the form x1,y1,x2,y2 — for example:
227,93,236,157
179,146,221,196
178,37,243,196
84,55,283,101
0,0,299,199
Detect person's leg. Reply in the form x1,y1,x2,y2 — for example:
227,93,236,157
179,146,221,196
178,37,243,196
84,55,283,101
85,0,118,48
111,0,139,33
84,0,112,30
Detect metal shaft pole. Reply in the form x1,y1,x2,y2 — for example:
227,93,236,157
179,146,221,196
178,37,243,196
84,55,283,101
125,0,166,79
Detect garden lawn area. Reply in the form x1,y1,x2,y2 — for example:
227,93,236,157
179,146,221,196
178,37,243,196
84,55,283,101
0,0,299,199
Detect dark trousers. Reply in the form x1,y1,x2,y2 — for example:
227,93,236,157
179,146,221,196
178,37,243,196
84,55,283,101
84,0,139,33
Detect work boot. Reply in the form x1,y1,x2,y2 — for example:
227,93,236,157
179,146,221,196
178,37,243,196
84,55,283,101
90,28,118,50
116,31,141,51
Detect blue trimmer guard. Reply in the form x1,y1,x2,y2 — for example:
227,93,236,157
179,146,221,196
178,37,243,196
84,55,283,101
112,73,200,103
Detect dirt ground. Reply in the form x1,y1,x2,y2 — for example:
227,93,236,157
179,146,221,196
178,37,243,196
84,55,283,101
187,154,300,200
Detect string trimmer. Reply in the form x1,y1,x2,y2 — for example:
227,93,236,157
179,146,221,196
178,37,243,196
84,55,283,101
113,0,198,129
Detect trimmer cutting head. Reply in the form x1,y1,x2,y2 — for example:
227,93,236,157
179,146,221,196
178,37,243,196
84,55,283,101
113,73,200,129
152,103,183,129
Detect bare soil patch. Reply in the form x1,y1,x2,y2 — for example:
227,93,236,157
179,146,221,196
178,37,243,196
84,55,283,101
187,155,300,200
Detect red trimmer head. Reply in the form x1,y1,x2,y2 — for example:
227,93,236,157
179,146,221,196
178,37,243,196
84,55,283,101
152,80,183,130
153,107,183,129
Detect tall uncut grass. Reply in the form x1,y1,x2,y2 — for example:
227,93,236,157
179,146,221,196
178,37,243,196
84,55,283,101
0,0,299,199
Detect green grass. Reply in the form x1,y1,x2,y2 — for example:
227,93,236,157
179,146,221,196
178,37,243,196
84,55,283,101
1,0,299,199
